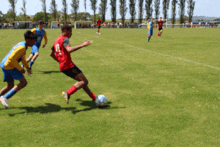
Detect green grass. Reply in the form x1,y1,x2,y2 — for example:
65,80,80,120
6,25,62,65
0,28,220,146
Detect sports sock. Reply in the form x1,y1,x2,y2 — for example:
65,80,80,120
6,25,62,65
3,88,16,99
148,37,151,41
89,92,96,100
67,86,78,96
29,61,34,68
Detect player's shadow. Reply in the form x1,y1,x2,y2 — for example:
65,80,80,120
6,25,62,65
8,103,76,116
34,70,61,74
71,99,125,114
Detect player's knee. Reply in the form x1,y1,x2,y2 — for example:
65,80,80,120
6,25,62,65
21,80,28,88
8,83,14,89
35,52,39,57
83,79,88,86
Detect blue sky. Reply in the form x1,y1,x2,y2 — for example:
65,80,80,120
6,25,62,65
1,0,220,19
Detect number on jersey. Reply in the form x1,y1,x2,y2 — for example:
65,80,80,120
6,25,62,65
55,44,61,55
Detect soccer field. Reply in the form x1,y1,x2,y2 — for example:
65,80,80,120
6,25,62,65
0,28,219,146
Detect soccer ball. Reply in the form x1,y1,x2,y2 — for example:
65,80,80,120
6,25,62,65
95,95,107,106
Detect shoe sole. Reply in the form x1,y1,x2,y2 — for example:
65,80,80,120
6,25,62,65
62,92,69,104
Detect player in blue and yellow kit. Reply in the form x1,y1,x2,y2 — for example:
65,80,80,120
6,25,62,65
147,18,154,42
0,31,37,108
26,20,48,70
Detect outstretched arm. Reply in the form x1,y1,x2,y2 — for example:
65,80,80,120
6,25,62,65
66,39,93,53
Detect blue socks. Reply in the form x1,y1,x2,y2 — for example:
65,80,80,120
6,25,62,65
3,88,17,99
29,61,34,69
148,37,151,41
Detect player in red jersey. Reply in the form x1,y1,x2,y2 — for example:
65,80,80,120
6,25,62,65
96,18,101,34
50,24,97,104
158,17,163,37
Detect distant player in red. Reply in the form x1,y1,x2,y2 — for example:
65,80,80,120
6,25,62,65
96,19,101,34
50,24,97,104
158,17,163,37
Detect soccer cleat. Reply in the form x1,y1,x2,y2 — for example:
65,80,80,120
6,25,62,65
0,96,8,108
62,91,70,104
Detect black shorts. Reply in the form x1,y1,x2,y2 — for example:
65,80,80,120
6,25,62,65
62,65,82,79
158,28,163,31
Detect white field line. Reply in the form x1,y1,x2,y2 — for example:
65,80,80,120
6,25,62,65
85,33,220,71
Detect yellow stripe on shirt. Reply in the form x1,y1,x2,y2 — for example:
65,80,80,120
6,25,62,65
4,46,28,71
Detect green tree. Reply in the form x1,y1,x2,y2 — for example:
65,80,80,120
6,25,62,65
110,0,117,23
50,0,57,21
62,0,68,23
90,0,98,23
119,0,128,25
40,0,47,22
163,0,170,20
187,0,195,23
154,0,160,22
99,0,108,23
145,0,153,21
71,0,79,21
17,13,31,21
138,0,144,23
0,11,6,23
21,0,27,21
171,0,177,25
129,0,136,23
179,0,186,24
33,12,49,22
8,0,17,21
4,11,15,23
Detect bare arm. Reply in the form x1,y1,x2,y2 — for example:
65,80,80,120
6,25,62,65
66,39,93,53
50,46,59,63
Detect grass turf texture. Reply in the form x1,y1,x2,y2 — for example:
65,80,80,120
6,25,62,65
0,28,220,146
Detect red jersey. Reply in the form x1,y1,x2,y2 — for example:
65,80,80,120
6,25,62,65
158,20,163,28
53,35,74,71
97,19,101,27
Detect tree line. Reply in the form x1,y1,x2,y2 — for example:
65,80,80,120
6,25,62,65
1,0,195,25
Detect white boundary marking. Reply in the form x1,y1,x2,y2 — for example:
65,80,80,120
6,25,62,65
84,33,220,71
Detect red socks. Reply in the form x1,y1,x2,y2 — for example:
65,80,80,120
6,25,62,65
89,92,96,100
66,86,96,100
67,86,78,95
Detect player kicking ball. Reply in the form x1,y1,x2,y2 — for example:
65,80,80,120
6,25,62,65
0,31,37,108
50,24,97,105
158,17,163,37
25,20,48,70
148,18,154,42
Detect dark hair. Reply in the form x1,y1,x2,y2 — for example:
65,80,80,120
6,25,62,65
37,20,44,25
24,30,37,40
61,24,72,32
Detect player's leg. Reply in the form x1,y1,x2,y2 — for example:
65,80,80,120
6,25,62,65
148,34,152,42
26,54,33,64
83,85,96,101
0,82,14,96
0,69,15,97
0,69,27,108
160,28,163,36
61,66,96,103
98,26,101,34
29,45,39,69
